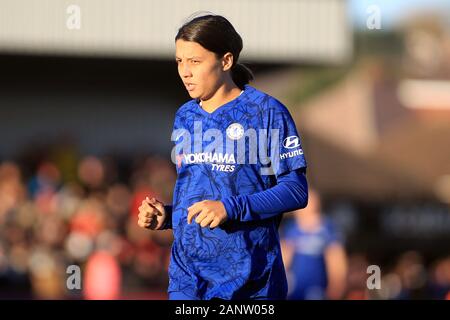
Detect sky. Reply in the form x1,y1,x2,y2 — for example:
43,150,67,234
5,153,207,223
348,0,450,29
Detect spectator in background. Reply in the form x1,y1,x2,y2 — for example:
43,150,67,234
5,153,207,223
344,253,370,300
428,256,450,300
392,251,428,299
84,250,121,300
281,189,348,300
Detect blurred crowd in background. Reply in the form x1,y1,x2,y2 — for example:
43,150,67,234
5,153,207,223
0,147,176,299
0,148,448,299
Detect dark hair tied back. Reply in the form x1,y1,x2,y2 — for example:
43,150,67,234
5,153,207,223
176,14,254,90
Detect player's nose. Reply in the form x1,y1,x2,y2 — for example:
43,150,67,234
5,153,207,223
180,64,192,78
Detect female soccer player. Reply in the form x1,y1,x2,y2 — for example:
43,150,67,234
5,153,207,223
137,14,308,300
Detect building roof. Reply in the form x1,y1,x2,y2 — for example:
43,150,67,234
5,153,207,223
290,62,450,202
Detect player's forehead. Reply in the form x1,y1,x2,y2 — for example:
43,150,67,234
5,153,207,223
175,39,211,59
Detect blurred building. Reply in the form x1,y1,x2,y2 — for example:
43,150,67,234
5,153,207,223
0,0,351,63
0,0,352,159
257,15,450,264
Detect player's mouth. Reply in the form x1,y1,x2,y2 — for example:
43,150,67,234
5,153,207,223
184,83,196,92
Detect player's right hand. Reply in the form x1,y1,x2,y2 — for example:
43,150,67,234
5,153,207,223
137,197,166,230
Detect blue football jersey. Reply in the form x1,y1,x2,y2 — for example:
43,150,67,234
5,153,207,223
282,217,341,300
168,84,307,299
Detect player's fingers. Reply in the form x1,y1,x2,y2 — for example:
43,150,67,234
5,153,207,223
155,218,165,230
141,200,154,212
137,219,150,228
137,213,146,223
138,209,153,221
209,217,222,229
139,216,153,224
199,213,215,228
140,199,153,211
195,209,210,224
147,197,164,216
188,207,203,224
187,202,202,224
141,202,157,218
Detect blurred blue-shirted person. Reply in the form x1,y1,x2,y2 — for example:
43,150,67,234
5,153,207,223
281,189,348,300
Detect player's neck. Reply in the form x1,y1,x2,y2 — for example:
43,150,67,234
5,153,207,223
200,81,242,113
297,213,322,231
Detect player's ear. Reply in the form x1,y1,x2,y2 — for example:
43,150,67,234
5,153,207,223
222,52,234,71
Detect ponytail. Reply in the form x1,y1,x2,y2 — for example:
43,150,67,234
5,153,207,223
231,63,254,90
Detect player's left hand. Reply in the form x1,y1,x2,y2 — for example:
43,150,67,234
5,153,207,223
187,200,228,228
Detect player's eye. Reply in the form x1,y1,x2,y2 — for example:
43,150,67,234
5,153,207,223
191,60,200,64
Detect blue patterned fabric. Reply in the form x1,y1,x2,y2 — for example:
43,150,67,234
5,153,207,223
167,85,307,300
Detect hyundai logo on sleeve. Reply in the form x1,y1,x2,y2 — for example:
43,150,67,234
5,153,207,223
283,136,300,149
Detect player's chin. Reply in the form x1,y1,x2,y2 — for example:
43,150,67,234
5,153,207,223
187,91,200,99
186,88,202,99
